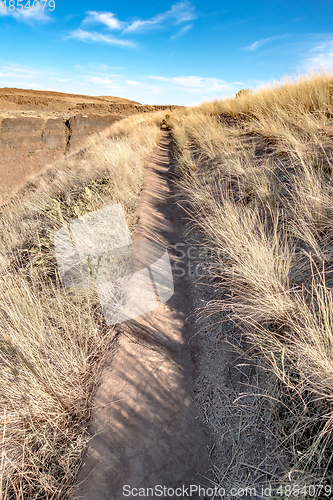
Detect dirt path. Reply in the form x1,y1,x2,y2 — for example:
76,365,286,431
70,131,213,499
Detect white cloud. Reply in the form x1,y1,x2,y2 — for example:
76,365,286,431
83,74,155,91
0,8,51,23
86,76,115,85
123,17,162,33
0,63,60,81
0,63,60,88
243,33,333,72
48,77,73,82
85,76,123,90
168,1,196,25
0,63,71,92
67,29,136,48
148,75,241,94
124,1,196,33
95,63,110,70
68,2,196,48
243,34,289,51
302,38,333,71
74,63,124,73
243,38,272,51
0,64,38,77
170,24,192,40
82,11,123,30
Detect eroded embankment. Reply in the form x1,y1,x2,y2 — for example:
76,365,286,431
0,93,180,204
0,114,123,203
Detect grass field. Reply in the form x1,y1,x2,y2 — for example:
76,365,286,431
2,71,333,496
0,111,165,499
170,72,333,486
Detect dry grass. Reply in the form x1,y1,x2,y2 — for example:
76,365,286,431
0,110,165,498
171,72,333,485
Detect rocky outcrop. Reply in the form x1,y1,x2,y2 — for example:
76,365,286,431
0,113,124,202
0,87,182,203
64,113,123,150
0,113,123,153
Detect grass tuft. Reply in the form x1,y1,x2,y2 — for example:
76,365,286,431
171,71,333,484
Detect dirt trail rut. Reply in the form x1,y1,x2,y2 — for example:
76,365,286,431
71,131,212,499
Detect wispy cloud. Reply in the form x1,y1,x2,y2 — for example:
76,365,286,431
68,2,195,48
302,38,333,70
84,73,150,90
82,11,123,30
243,34,289,51
48,77,73,82
148,75,242,94
124,1,196,33
0,63,62,90
168,1,196,25
74,62,124,73
86,76,116,85
170,24,193,40
0,64,38,77
0,63,58,80
67,29,136,48
0,7,51,23
243,33,333,72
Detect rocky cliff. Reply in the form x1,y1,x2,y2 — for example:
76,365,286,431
0,88,179,203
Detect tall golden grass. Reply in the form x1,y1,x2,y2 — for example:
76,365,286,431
0,110,165,498
171,72,333,483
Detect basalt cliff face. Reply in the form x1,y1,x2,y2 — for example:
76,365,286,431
0,88,179,203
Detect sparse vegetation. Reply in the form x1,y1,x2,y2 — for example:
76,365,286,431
171,72,333,487
0,111,165,498
3,70,333,496
235,88,252,98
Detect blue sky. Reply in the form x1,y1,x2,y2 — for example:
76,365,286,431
0,0,333,105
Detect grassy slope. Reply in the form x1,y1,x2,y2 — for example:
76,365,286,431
0,111,165,499
170,72,333,487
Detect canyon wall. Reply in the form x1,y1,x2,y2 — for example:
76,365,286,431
0,113,125,202
0,86,180,203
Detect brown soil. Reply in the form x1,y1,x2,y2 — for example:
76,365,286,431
0,88,180,206
69,132,213,499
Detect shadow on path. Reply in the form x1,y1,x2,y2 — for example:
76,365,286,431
70,132,212,500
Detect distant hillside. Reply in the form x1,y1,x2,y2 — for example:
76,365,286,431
0,87,180,203
0,87,179,117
